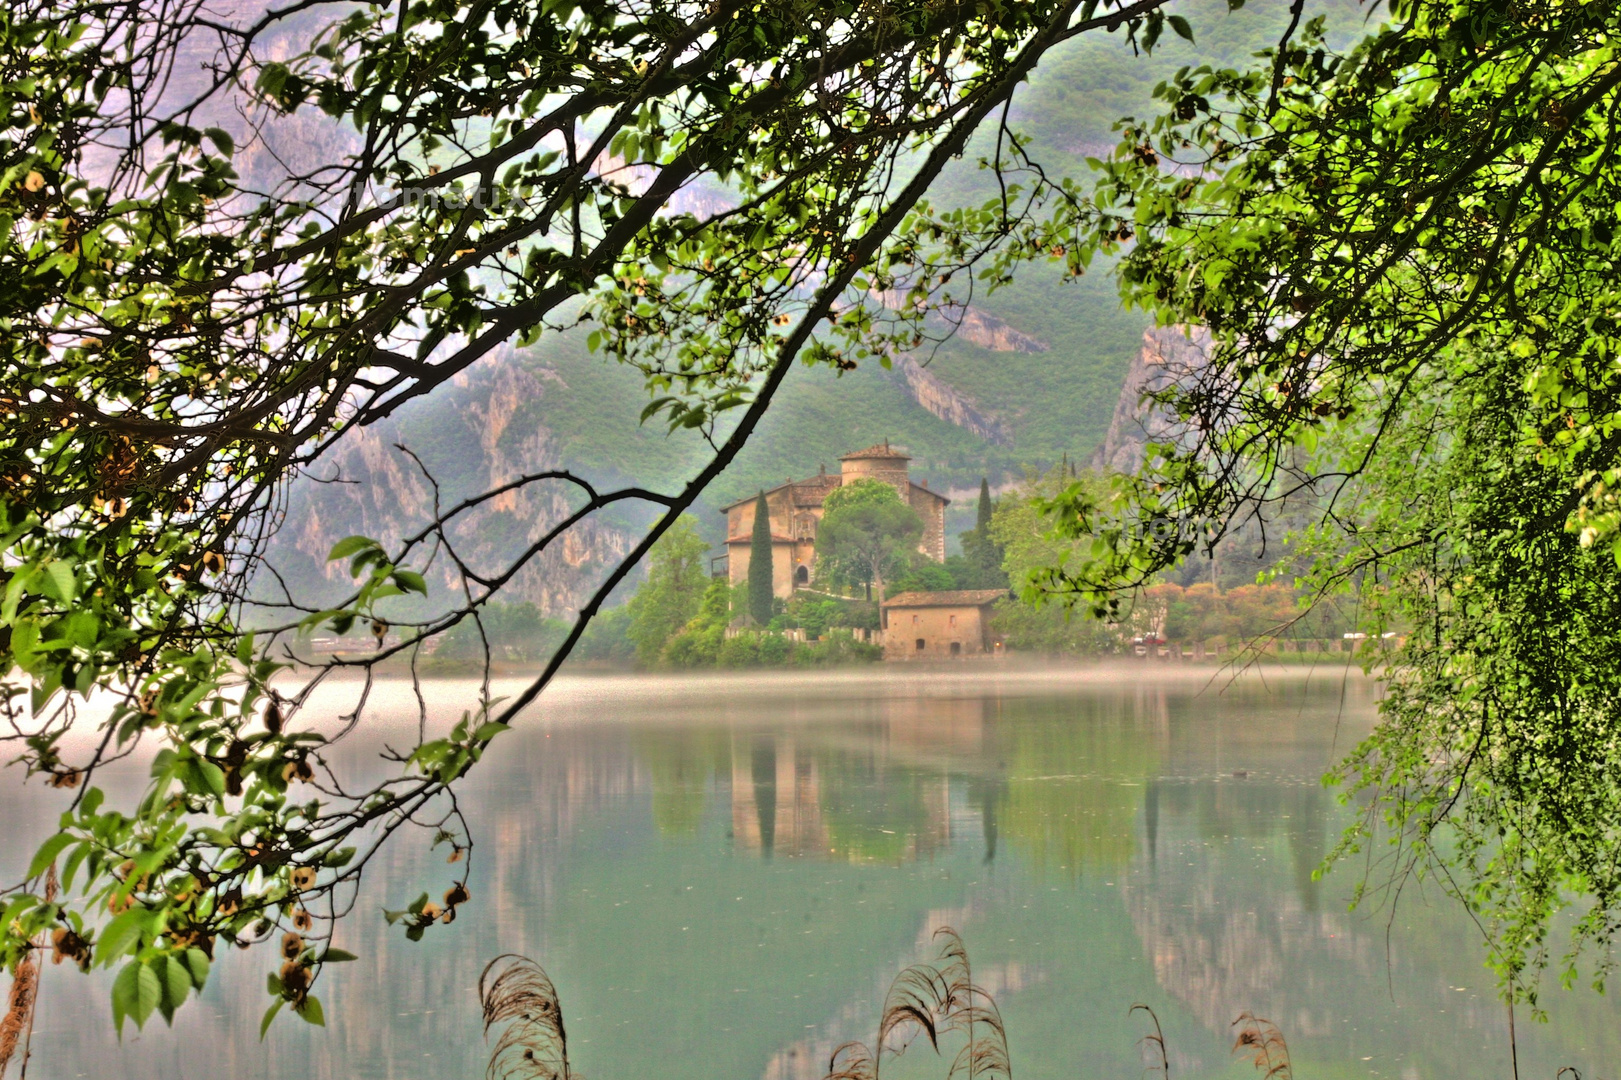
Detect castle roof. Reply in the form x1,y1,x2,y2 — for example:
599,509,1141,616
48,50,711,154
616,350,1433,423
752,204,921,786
718,473,948,512
881,589,1010,609
839,441,910,461
717,472,841,512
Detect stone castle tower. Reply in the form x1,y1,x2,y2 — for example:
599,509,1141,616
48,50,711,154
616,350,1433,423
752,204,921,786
720,442,948,599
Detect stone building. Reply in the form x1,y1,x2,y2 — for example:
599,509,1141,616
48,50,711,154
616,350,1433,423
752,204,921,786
880,589,1008,659
720,442,949,599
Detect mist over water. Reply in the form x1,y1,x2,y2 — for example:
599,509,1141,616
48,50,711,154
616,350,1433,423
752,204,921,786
4,665,1617,1079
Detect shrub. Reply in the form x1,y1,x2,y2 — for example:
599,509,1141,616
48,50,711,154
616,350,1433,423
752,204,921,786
794,630,884,666
718,633,761,667
757,632,792,665
662,625,724,668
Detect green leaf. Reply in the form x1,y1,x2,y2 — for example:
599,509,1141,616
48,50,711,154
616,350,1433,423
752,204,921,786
254,62,289,98
392,570,427,595
156,954,191,1023
318,947,358,963
1167,14,1193,41
111,959,161,1036
96,908,150,967
44,560,77,603
184,947,211,989
326,536,377,562
27,831,74,880
295,994,326,1027
472,721,508,741
195,759,227,797
203,127,234,155
259,998,284,1040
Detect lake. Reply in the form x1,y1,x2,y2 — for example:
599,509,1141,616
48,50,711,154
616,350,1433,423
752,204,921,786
4,665,1617,1079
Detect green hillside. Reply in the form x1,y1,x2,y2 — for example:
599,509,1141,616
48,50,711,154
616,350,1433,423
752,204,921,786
359,1,1373,552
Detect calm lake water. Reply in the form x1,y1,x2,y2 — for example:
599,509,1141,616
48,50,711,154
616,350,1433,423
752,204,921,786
5,665,1619,1079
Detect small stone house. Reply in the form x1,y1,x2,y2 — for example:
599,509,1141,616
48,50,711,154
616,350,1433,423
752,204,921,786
880,589,1008,660
719,442,949,599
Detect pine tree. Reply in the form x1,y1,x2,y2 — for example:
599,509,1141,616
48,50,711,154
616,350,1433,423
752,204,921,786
748,491,775,626
976,477,993,536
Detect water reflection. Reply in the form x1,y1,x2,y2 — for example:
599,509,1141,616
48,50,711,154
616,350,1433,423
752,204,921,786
4,667,1618,1080
658,687,1165,874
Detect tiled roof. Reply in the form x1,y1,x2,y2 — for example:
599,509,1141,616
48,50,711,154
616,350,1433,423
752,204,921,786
724,534,798,544
881,589,1010,608
718,473,842,512
839,441,910,461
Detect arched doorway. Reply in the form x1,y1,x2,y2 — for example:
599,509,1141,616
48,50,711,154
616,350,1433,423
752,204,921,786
795,564,809,586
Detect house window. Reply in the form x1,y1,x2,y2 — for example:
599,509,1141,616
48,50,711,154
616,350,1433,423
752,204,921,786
912,614,919,626
948,614,957,628
950,642,961,656
915,638,926,651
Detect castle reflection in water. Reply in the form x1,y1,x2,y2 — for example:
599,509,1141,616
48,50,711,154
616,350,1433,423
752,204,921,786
644,683,1172,873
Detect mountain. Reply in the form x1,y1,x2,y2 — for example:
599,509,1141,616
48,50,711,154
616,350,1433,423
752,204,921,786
262,1,1367,618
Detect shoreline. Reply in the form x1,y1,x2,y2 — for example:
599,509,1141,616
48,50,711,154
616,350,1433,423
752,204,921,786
289,655,1376,714
23,658,1378,749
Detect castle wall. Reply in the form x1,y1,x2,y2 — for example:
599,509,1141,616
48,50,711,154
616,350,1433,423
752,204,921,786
882,603,992,659
727,538,799,601
910,487,946,562
840,456,910,500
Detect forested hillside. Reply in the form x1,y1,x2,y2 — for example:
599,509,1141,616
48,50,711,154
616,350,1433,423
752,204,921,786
267,0,1362,615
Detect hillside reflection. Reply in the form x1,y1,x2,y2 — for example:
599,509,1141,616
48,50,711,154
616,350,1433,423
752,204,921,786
4,668,1619,1080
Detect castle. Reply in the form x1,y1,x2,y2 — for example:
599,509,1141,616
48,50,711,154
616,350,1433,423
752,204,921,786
720,442,948,599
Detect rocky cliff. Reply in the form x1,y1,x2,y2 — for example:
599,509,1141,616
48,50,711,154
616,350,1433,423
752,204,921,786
1091,326,1210,474
953,308,1050,354
269,352,644,618
892,357,1011,447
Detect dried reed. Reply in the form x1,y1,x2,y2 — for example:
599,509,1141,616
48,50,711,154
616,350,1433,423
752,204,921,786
1231,1012,1292,1080
1130,1003,1169,1079
0,865,53,1079
0,953,38,1078
824,926,1009,1080
473,936,1599,1080
480,954,571,1080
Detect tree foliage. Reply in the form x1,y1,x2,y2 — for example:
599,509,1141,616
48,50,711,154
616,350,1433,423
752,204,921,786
0,0,1188,1035
954,476,1009,589
815,478,921,602
625,515,710,667
913,0,1621,1002
430,601,568,666
986,466,1115,653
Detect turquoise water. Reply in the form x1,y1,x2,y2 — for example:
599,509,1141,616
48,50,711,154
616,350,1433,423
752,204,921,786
5,666,1618,1079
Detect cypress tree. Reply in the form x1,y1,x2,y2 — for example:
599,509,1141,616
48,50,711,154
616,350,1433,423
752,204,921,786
966,477,1007,588
975,477,993,536
748,491,775,626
